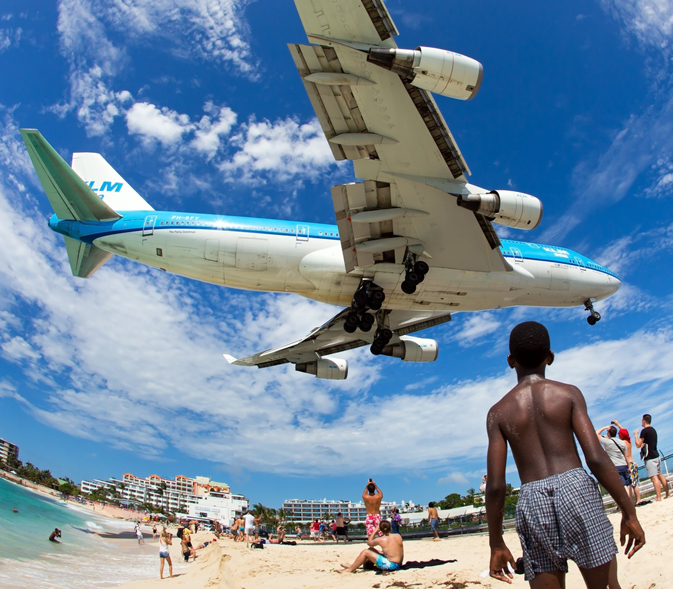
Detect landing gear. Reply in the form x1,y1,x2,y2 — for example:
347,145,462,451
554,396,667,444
343,281,386,333
401,255,429,295
584,299,601,325
370,328,393,355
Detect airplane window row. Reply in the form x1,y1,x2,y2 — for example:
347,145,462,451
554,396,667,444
154,221,339,237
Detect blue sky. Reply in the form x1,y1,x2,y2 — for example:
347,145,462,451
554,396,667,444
1,0,673,508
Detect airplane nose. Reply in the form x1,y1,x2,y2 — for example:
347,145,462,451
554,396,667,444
607,274,621,296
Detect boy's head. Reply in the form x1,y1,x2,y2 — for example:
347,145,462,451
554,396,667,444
643,414,652,426
379,520,391,535
428,501,435,508
508,322,552,369
367,482,376,494
608,426,618,438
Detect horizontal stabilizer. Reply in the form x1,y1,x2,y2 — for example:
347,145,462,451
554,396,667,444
63,236,114,278
20,129,121,222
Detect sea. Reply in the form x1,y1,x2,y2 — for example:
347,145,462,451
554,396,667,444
0,477,184,588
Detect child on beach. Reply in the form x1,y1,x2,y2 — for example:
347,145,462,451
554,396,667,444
337,520,403,573
485,321,645,587
159,530,173,579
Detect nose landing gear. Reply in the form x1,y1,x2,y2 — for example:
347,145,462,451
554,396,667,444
343,281,386,333
585,299,601,325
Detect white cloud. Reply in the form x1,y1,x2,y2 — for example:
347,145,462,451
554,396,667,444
601,0,673,55
220,117,339,184
53,0,255,136
438,472,469,486
126,102,194,146
0,26,21,52
191,102,238,158
451,313,502,347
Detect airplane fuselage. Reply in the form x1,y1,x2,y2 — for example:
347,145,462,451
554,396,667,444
49,211,620,313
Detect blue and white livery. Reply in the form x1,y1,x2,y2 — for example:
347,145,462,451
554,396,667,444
19,0,620,380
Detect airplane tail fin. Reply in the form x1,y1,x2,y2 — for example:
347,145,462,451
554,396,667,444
20,129,122,223
63,236,115,279
71,153,154,212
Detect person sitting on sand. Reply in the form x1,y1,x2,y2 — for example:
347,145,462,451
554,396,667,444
159,530,173,579
49,528,62,543
363,478,383,536
337,521,403,574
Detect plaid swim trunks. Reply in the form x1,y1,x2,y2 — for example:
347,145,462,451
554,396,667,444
516,468,617,581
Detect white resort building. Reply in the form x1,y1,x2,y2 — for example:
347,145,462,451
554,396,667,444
281,498,399,523
81,473,248,524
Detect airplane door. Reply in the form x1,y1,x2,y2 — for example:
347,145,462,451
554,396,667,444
142,215,157,236
296,224,309,243
511,248,524,263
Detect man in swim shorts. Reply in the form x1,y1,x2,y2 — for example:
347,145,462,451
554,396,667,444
428,502,440,541
485,321,645,587
363,478,383,536
337,520,403,573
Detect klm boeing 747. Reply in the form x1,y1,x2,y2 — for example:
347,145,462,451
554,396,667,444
20,0,620,381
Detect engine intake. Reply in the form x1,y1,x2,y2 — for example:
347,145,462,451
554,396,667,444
380,336,438,363
457,190,543,230
295,358,348,380
368,46,483,101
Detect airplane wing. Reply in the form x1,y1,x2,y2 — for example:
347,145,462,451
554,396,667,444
290,0,506,274
224,308,451,373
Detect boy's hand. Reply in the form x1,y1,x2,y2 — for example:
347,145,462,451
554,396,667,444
620,516,645,558
490,545,516,583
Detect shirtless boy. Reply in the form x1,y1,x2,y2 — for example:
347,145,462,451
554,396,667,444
363,478,383,536
337,520,403,573
428,502,440,541
486,321,645,588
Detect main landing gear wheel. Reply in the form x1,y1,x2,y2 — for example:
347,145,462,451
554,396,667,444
343,282,386,332
401,256,430,295
584,299,601,326
370,328,393,355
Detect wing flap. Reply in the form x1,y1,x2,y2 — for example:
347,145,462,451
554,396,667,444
293,0,398,47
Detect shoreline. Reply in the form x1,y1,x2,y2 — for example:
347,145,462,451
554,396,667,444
0,470,146,523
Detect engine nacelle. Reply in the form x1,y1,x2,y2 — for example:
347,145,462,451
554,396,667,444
380,336,439,363
368,46,483,101
457,190,543,230
295,358,348,380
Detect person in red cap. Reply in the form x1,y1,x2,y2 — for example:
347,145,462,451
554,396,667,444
612,420,641,504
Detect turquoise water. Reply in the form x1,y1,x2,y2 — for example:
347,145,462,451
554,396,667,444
0,477,183,588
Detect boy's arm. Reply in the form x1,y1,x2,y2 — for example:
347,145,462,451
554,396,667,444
570,388,645,557
485,407,515,583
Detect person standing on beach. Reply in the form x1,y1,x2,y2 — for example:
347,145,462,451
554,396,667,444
596,426,631,493
335,512,350,542
634,414,670,502
611,421,641,505
242,510,258,542
363,478,383,536
135,522,145,546
337,521,404,573
152,524,157,540
486,321,645,587
428,502,440,541
159,530,173,579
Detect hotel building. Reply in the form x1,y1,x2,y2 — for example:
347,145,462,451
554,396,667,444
281,498,398,523
0,438,19,465
81,473,248,523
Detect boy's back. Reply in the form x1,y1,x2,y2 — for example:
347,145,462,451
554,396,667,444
489,377,586,484
485,321,644,588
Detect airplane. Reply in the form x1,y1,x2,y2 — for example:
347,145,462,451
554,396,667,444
19,0,620,381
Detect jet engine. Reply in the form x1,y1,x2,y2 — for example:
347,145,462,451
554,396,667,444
457,190,543,230
367,47,483,101
295,358,348,380
380,336,439,363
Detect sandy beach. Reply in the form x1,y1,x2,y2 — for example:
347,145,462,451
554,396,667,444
116,500,670,589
